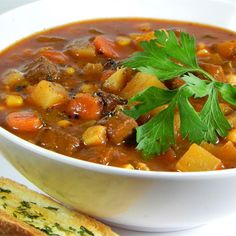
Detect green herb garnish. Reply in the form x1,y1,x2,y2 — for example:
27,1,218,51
123,30,236,157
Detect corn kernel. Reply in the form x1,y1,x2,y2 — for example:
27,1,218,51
136,162,150,171
197,42,206,50
79,83,98,93
5,95,23,107
65,67,75,75
82,125,107,146
121,164,135,170
116,36,132,46
57,120,73,128
227,129,236,143
197,49,210,57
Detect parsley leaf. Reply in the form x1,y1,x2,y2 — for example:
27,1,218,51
123,30,201,80
177,87,207,143
124,86,177,119
136,101,176,157
200,86,231,143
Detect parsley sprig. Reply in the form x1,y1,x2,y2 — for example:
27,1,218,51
123,30,236,157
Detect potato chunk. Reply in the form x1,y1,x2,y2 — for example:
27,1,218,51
103,68,126,93
120,72,166,99
176,144,223,172
30,80,68,109
82,125,107,146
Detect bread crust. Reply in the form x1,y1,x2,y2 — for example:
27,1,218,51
0,177,118,236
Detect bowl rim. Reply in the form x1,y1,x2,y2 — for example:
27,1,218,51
0,0,236,180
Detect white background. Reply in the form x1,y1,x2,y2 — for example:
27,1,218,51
0,0,236,236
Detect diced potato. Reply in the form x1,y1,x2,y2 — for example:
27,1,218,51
83,63,103,75
5,95,23,107
57,120,73,128
121,72,166,99
219,141,236,161
30,80,68,109
135,162,150,171
2,70,24,87
82,125,107,146
116,36,132,46
121,164,135,170
227,129,236,143
176,144,223,172
103,68,127,93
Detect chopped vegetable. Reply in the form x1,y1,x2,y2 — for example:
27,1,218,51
67,38,96,58
116,36,132,46
135,162,150,171
121,163,135,170
83,63,103,75
65,67,75,75
176,144,223,172
2,70,24,87
103,68,127,93
5,95,23,107
57,120,73,128
82,125,107,146
30,80,68,109
121,72,166,99
93,36,119,58
67,93,102,120
227,129,236,143
40,50,67,64
220,141,236,160
6,111,42,132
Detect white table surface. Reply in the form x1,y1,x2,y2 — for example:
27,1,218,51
0,1,236,235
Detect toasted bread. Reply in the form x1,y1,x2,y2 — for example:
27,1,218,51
0,177,118,236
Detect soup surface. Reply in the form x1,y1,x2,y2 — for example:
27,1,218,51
0,18,235,172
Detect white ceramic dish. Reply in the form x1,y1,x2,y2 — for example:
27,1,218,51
0,0,235,232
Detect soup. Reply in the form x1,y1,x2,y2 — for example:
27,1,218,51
0,18,235,172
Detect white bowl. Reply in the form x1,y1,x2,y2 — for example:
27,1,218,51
0,0,236,232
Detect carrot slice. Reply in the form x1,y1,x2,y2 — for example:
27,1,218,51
6,111,43,132
93,36,119,58
67,93,102,120
40,50,67,64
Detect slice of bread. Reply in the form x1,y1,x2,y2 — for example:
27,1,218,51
0,177,118,236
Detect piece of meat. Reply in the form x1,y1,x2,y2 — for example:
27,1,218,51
23,56,60,83
105,112,138,144
35,127,80,156
96,91,127,116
